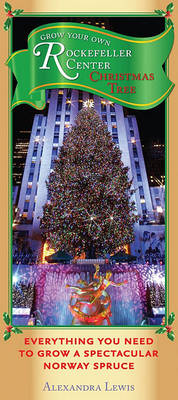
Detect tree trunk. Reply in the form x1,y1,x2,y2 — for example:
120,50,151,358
86,244,96,259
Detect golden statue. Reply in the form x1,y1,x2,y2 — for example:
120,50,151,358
66,265,128,325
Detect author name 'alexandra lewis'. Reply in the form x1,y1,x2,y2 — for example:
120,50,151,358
42,382,135,392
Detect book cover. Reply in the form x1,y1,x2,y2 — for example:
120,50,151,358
0,1,177,399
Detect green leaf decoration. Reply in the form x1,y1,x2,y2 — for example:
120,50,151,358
11,327,23,334
166,18,171,26
4,17,11,31
167,330,175,341
166,18,174,28
168,312,175,325
168,19,174,28
155,327,167,334
3,330,11,341
12,9,24,16
3,312,10,325
4,2,11,12
167,2,174,12
154,9,166,16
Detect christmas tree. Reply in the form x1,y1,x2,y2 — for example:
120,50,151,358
40,102,138,258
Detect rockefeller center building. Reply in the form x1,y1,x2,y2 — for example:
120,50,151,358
14,89,165,260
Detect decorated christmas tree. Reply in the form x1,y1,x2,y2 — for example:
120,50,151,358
40,101,138,258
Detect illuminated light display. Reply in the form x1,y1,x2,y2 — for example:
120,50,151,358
41,242,55,264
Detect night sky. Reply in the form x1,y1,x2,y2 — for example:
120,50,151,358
12,15,165,152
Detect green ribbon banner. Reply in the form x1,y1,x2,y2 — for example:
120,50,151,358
7,22,174,110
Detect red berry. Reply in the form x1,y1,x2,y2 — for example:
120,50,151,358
7,10,13,18
165,11,171,18
166,325,172,333
6,325,13,332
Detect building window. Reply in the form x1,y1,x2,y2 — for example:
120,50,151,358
137,173,142,182
52,148,58,156
132,144,138,158
155,197,161,206
33,142,38,156
102,114,107,122
154,188,159,195
51,160,55,169
135,161,140,171
28,173,34,182
64,124,70,132
57,102,62,112
54,125,60,133
139,186,144,199
112,126,117,133
30,162,35,169
33,202,36,211
33,150,37,157
66,102,71,112
130,130,135,137
141,202,147,214
26,187,31,195
24,201,29,212
110,104,115,112
128,116,133,128
65,115,70,121
56,115,61,122
113,138,119,144
111,115,116,122
36,128,41,136
101,102,106,112
38,115,43,126
53,136,59,143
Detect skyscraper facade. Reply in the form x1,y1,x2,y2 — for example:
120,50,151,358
13,132,31,186
14,89,165,258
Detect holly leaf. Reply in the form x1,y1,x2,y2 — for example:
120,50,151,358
3,312,10,325
4,17,11,31
166,18,174,28
12,9,24,16
169,19,174,28
154,9,166,16
4,2,11,12
167,330,175,341
3,330,11,341
155,327,167,334
11,327,23,334
167,2,174,12
168,312,175,325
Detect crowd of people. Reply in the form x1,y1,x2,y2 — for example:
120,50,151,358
13,244,37,264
